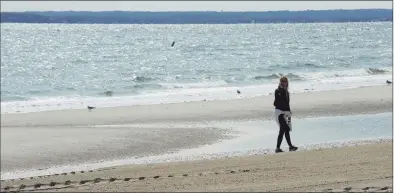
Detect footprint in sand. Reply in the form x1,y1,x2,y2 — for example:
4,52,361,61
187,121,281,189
380,187,389,190
362,187,372,191
19,184,26,189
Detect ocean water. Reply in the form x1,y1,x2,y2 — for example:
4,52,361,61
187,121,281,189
1,22,392,114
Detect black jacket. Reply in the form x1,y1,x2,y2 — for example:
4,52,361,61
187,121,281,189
274,87,291,112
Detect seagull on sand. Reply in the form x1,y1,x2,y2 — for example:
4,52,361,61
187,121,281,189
87,106,96,112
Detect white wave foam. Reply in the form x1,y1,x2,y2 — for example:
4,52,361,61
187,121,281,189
159,80,228,89
297,67,392,80
1,71,392,114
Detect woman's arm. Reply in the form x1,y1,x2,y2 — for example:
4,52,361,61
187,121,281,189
288,91,292,113
274,89,280,106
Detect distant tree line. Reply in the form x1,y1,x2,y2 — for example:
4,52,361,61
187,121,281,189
1,9,392,24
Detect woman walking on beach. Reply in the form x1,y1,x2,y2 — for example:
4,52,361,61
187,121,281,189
274,76,298,153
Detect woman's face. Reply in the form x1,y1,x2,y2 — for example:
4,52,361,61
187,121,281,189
281,79,288,88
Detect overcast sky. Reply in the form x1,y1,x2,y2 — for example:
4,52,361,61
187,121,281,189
1,1,392,12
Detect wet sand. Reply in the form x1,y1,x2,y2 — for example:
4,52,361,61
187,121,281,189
1,126,232,174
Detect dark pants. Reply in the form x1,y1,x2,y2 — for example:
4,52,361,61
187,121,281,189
276,114,293,148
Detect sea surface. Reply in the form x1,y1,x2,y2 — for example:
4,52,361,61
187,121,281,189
1,22,392,114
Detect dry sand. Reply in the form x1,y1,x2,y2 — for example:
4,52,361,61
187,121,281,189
1,85,392,127
1,142,392,192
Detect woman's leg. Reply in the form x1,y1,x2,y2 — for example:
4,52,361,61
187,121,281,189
284,128,293,147
277,114,293,148
276,126,285,149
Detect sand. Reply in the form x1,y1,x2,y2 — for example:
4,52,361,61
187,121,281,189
1,126,233,173
1,85,392,127
1,85,393,191
1,142,392,192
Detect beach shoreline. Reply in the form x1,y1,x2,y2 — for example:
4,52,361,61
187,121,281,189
1,85,392,127
1,73,391,115
1,111,392,180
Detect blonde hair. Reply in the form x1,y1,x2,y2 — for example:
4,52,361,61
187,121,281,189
280,76,288,83
279,76,289,89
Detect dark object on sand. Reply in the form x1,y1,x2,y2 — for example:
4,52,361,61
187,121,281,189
171,41,175,47
237,90,241,94
386,80,392,84
87,106,96,112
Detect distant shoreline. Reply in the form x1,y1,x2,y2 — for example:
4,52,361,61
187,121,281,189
1,9,392,24
1,21,392,25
